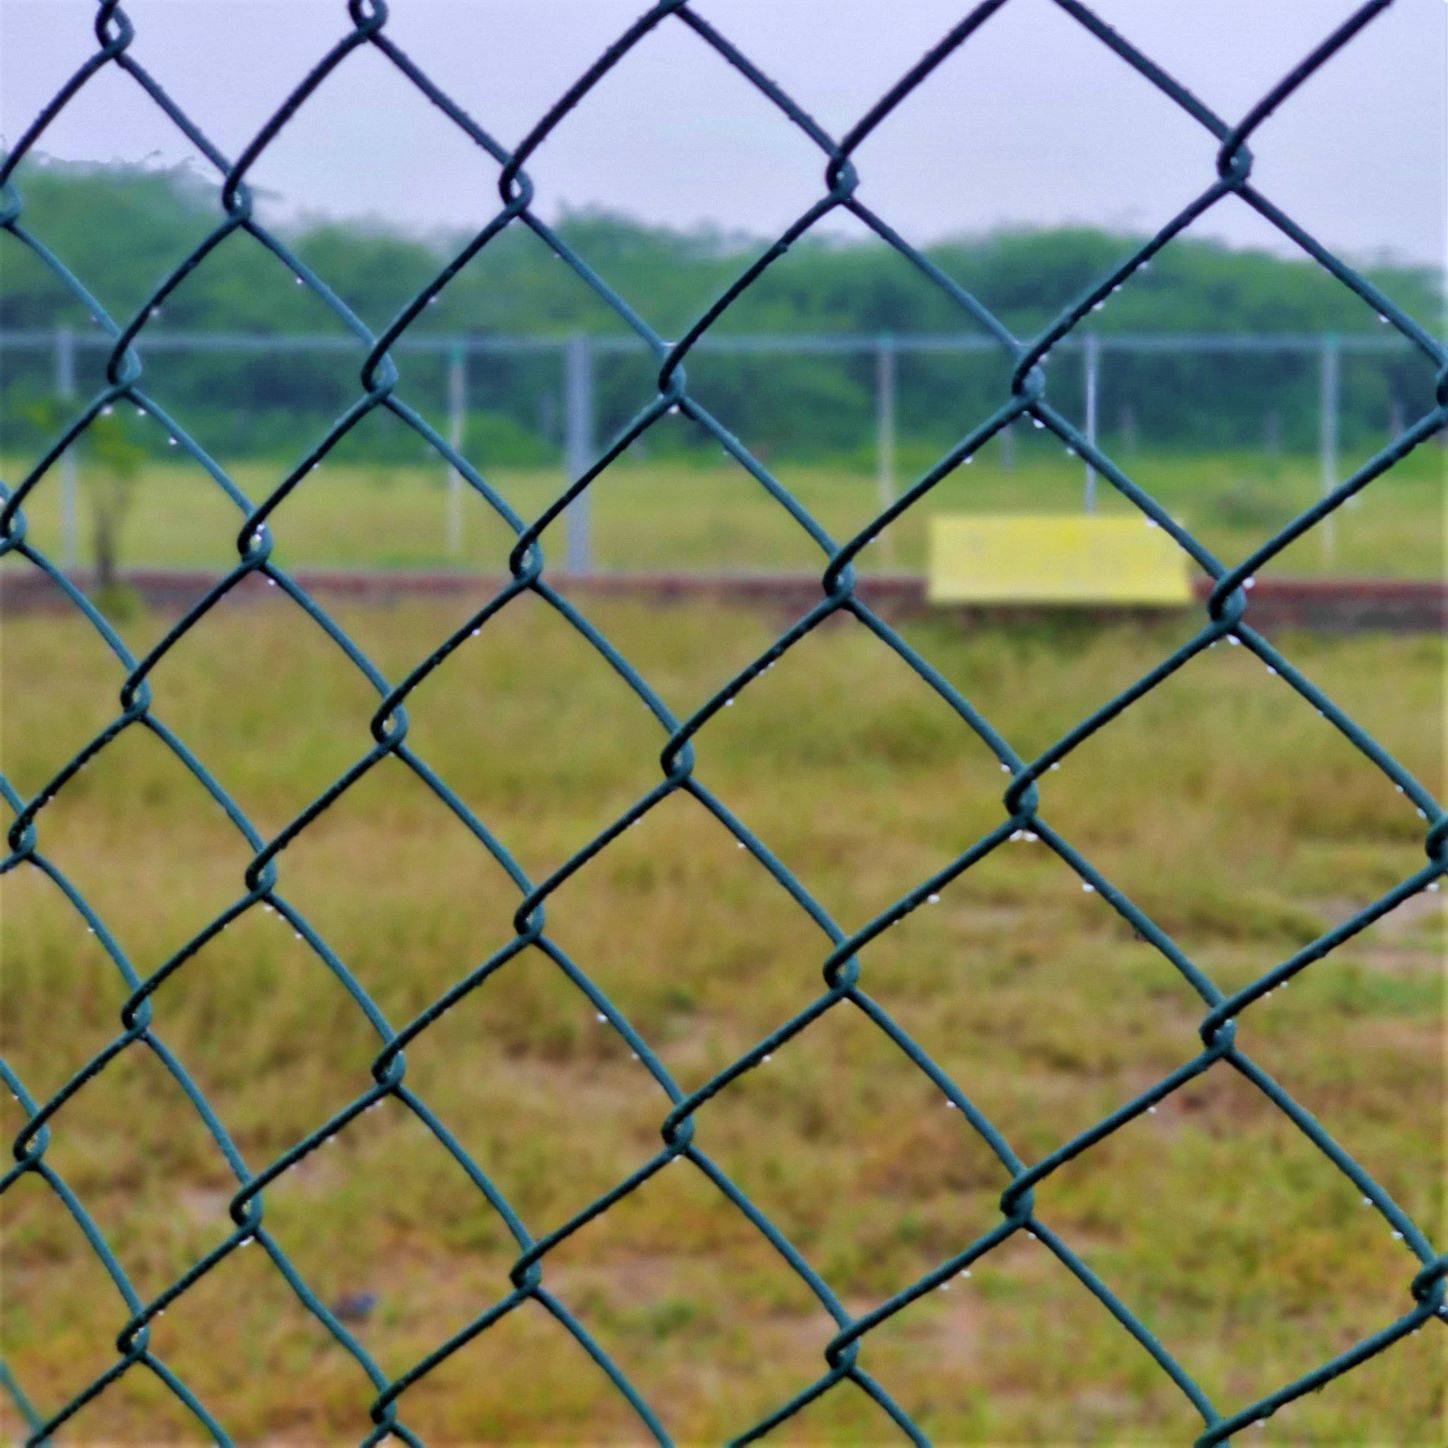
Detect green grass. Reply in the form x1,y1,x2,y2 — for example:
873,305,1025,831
2,445,1443,578
1,598,1444,1444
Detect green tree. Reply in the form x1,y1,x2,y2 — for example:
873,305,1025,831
21,398,147,600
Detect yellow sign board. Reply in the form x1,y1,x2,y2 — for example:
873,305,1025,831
928,514,1191,606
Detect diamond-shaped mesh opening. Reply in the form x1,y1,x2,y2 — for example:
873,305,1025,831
143,1241,383,1445
0,96,221,325
263,755,523,1022
566,405,839,575
1034,1066,1434,1418
855,843,1213,1156
145,905,387,1155
138,599,387,831
1031,638,1433,953
0,604,125,793
689,611,1009,924
1,3,1443,1444
17,722,255,971
542,788,832,1083
30,1360,210,1447
518,16,829,310
691,999,1009,1304
245,54,504,317
397,941,671,1229
386,1295,651,1445
845,0,1219,281
0,864,131,1101
392,590,675,873
26,1042,236,1305
534,1160,843,1444
0,1170,129,1434
832,1228,1199,1444
245,1099,519,1379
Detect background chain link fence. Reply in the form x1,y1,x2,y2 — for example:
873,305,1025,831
1,1,1445,1443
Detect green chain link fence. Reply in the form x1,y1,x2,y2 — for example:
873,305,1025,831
1,1,1444,1443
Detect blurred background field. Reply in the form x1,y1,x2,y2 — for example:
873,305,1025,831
1,601,1443,1444
3,7,1446,1442
0,184,1444,1442
2,159,1445,590
0,446,1443,580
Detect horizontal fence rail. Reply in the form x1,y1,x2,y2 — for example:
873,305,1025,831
1,327,1431,572
1,0,1445,1444
0,327,1425,353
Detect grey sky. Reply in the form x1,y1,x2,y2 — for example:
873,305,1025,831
3,0,1445,265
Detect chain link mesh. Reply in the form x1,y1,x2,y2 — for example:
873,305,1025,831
2,1,1445,1443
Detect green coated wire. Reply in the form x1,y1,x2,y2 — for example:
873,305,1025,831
1,2,1444,1444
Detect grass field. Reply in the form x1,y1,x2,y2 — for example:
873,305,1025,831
1,597,1444,1445
1,445,1443,579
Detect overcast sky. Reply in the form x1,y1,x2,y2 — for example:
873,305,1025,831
2,0,1444,266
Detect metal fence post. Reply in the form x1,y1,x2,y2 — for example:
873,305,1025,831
1264,408,1282,458
563,332,593,574
1319,333,1339,565
1082,332,1100,513
875,332,896,564
56,324,78,570
445,342,466,560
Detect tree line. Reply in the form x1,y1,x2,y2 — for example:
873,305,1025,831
2,158,1442,466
